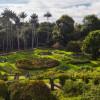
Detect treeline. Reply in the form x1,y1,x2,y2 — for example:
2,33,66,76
0,9,100,55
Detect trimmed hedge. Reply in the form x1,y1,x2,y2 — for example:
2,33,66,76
16,58,59,70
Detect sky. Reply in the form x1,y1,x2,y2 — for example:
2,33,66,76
0,0,100,23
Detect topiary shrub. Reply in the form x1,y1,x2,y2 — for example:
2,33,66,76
63,80,86,96
0,80,8,100
9,81,57,100
16,58,59,70
23,81,53,100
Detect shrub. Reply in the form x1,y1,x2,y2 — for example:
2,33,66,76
23,81,53,100
82,75,90,84
63,80,86,96
82,30,100,59
9,82,26,100
93,76,100,85
0,80,8,99
66,41,82,52
82,85,100,100
59,74,69,86
9,81,57,100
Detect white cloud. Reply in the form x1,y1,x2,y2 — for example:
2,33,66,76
0,0,100,23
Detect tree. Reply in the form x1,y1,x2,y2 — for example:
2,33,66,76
19,12,27,49
52,24,62,42
82,30,100,59
44,12,52,22
37,22,54,46
82,15,100,32
53,15,74,45
44,12,52,42
14,16,21,50
57,15,74,34
1,9,16,51
30,13,38,48
19,12,27,23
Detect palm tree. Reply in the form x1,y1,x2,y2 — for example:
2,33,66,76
19,12,27,23
44,12,52,42
44,12,52,22
19,12,27,49
1,9,15,51
14,16,21,50
30,13,38,48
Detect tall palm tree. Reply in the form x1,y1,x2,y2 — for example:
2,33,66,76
44,12,52,22
1,9,15,51
14,16,21,50
19,12,27,49
44,12,52,42
30,13,38,48
19,12,27,23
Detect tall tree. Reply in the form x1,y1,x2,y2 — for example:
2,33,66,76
83,15,100,32
1,9,16,51
19,12,27,49
30,13,38,48
14,16,21,50
53,15,74,45
44,12,52,42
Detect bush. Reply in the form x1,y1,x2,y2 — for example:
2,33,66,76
59,74,69,86
0,80,8,99
82,75,90,84
9,82,26,100
24,81,56,100
82,85,100,100
9,81,57,100
93,76,100,85
66,41,82,52
63,80,86,96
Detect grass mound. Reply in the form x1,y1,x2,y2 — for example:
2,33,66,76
16,58,59,70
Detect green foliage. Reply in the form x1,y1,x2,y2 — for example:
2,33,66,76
9,82,27,100
16,58,59,70
63,80,86,96
82,85,100,100
59,74,69,86
83,15,100,32
93,76,100,85
67,41,82,52
9,81,57,100
0,80,8,99
82,30,100,59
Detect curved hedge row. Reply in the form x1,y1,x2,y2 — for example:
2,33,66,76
16,58,59,70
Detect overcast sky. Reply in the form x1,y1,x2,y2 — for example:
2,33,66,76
0,0,100,23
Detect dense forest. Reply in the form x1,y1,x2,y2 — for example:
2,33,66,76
0,9,100,58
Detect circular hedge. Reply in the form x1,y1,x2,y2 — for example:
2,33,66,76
16,58,59,70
